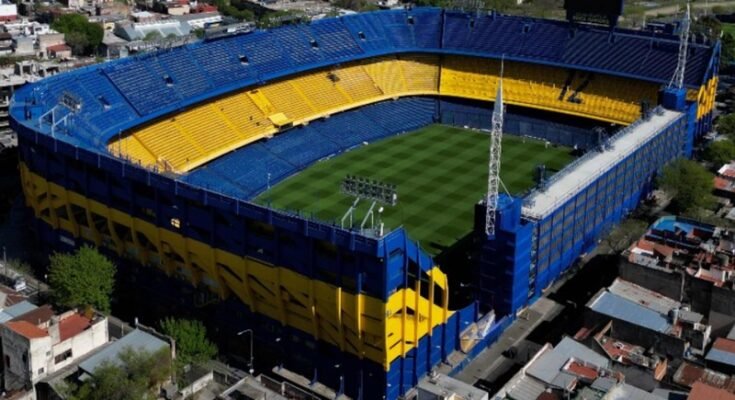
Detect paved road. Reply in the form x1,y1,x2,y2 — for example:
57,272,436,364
438,297,564,385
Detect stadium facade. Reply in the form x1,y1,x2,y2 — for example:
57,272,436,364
8,8,719,399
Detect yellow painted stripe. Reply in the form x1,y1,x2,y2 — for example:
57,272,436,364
19,163,453,370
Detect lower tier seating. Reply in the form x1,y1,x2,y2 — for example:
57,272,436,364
183,97,437,198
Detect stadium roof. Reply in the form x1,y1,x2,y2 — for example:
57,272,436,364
523,108,682,219
10,8,715,151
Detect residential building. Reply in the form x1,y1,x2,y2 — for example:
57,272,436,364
1,307,108,395
0,3,17,22
621,216,735,336
688,381,735,400
673,361,735,393
493,336,664,400
715,161,735,200
706,338,735,375
586,278,711,357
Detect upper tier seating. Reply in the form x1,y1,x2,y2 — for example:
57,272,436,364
109,55,660,172
29,8,711,145
439,56,659,124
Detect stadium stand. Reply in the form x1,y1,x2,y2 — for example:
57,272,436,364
105,58,181,115
184,97,436,197
440,56,659,124
309,18,364,59
28,8,711,148
108,54,662,172
11,9,720,400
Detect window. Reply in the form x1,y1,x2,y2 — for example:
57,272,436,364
54,349,72,364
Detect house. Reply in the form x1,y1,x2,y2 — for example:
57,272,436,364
1,307,108,396
37,33,65,58
46,44,71,59
0,3,17,22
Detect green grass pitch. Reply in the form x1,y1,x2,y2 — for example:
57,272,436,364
256,125,575,255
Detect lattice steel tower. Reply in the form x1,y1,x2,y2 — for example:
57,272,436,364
669,3,691,90
485,69,505,237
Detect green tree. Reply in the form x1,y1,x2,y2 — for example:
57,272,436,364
601,219,649,253
704,139,735,166
51,14,103,56
722,33,735,66
59,347,171,400
658,158,716,214
48,245,116,313
143,31,162,42
718,114,735,139
159,318,217,370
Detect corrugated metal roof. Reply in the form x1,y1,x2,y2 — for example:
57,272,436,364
588,291,672,334
607,279,680,315
606,383,666,400
79,329,169,374
526,337,609,385
0,301,36,323
506,375,546,400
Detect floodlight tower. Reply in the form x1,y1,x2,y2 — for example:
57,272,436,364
668,3,691,90
485,65,505,237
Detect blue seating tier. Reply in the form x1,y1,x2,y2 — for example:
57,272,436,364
183,97,438,199
21,8,713,151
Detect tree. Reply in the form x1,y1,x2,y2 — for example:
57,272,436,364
48,245,116,313
51,14,103,56
601,219,649,253
59,347,171,400
658,158,716,214
160,318,217,370
704,139,735,166
717,114,735,139
143,31,162,42
722,33,735,66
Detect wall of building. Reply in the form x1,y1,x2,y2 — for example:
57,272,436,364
620,259,735,338
619,259,685,301
583,309,687,358
46,318,108,374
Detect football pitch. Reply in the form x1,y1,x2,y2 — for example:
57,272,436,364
257,125,575,254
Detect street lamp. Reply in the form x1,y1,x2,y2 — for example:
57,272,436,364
237,329,254,375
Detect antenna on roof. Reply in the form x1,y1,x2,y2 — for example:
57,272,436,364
668,3,691,90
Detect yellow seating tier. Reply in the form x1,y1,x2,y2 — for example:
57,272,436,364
109,54,663,173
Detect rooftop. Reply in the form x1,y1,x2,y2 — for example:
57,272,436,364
625,216,735,288
78,329,169,375
689,382,735,400
0,301,36,323
587,289,673,334
6,320,47,339
523,109,682,219
58,313,91,342
707,338,735,368
673,362,735,392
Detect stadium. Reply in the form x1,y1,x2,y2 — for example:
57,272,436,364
8,4,720,399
